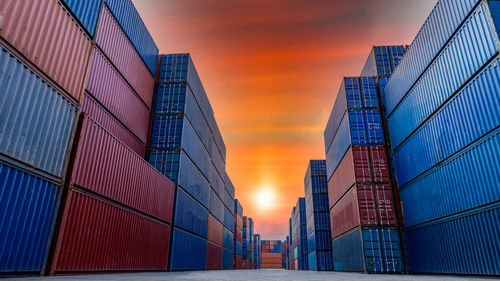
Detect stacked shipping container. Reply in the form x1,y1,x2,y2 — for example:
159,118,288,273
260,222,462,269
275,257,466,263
253,234,262,269
383,0,500,275
291,198,308,270
261,241,283,269
304,160,334,271
148,53,232,271
233,200,244,269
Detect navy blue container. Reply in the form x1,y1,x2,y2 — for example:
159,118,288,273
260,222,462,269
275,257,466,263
233,241,242,256
178,152,210,208
291,198,309,270
223,189,234,212
104,0,159,76
333,227,402,273
60,0,102,37
0,161,61,274
209,189,224,224
234,200,243,215
222,248,233,270
223,227,233,250
169,228,207,271
173,188,208,238
405,203,500,275
223,207,234,230
225,173,235,201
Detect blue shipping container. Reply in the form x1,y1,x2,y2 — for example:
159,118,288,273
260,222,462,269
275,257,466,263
222,248,233,270
173,188,208,238
361,46,407,77
170,228,207,271
178,152,211,209
104,0,159,76
234,199,243,215
405,203,500,275
233,241,242,256
223,227,233,250
0,44,78,179
60,0,102,37
209,188,224,224
0,161,61,273
223,207,234,230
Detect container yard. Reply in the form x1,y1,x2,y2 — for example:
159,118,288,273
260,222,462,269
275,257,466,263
0,0,498,280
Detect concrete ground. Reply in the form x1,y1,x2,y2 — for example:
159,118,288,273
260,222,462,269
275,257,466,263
6,270,494,281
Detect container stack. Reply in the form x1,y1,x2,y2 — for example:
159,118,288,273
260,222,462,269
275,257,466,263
253,234,262,269
233,200,244,269
281,241,287,269
285,236,291,269
383,0,500,275
304,160,333,271
149,53,230,271
261,241,283,269
248,218,255,269
288,219,294,270
291,198,309,270
323,76,402,273
223,175,236,270
0,0,89,274
242,216,251,269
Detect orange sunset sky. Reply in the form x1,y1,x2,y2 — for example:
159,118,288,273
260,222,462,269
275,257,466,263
132,0,437,240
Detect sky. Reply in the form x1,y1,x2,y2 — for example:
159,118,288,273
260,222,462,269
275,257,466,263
132,0,437,240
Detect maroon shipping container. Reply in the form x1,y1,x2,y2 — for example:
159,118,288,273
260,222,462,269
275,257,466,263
0,0,92,103
234,227,242,243
243,216,248,227
50,190,170,273
233,255,243,269
85,47,150,143
206,241,222,270
329,145,391,208
330,184,397,239
81,94,146,157
70,114,174,222
95,6,154,108
234,213,243,228
207,215,223,246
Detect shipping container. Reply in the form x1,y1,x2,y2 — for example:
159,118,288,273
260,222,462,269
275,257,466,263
85,47,150,143
233,241,243,256
234,200,243,216
384,0,481,115
225,173,236,200
81,94,146,157
60,0,102,37
210,189,224,224
233,255,243,269
95,6,154,108
104,0,158,76
223,227,233,250
333,227,402,273
173,188,209,238
206,241,222,270
222,248,233,270
361,46,407,77
0,43,78,179
0,0,92,103
207,214,224,246
224,207,234,230
169,228,207,271
69,115,174,223
50,189,171,273
177,151,211,208
405,203,500,275
0,161,61,274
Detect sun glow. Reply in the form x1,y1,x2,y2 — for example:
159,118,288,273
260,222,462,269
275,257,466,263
255,186,276,210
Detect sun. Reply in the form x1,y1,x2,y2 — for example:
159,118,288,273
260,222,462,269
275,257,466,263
255,187,276,210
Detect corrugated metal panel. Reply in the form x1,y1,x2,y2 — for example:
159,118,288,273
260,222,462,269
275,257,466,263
70,115,175,223
170,228,207,271
223,207,234,230
308,252,317,270
209,163,225,199
389,4,498,149
81,94,145,157
104,0,158,76
206,241,222,270
393,59,500,187
401,132,500,227
173,188,209,238
86,47,150,143
0,161,61,273
222,248,233,269
223,227,233,250
405,203,500,275
384,0,481,115
60,0,102,37
223,188,234,212
181,117,211,180
207,214,223,246
178,151,210,208
0,44,78,178
95,5,154,108
51,190,170,273
225,173,235,200
233,241,243,256
360,46,407,77
0,0,92,103
210,188,224,224
234,199,243,215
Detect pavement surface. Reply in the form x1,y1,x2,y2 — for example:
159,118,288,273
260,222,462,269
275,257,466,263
6,270,494,281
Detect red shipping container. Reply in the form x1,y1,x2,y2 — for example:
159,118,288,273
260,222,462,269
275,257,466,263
243,216,248,227
69,114,175,222
207,215,223,246
329,145,391,208
81,94,146,157
234,213,243,228
0,0,92,103
85,47,150,143
206,241,222,270
233,255,243,269
330,184,397,239
234,227,242,243
50,190,170,273
95,6,154,108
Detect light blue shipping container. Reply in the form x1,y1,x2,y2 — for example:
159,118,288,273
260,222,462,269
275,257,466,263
308,252,317,271
361,46,408,77
104,0,159,76
173,188,209,238
169,228,207,271
384,0,481,115
0,44,78,179
405,203,500,275
0,161,61,273
60,0,102,37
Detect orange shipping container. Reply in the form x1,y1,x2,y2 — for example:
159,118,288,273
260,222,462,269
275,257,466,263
0,0,92,103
